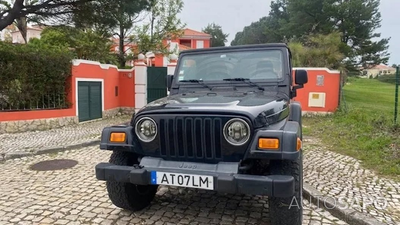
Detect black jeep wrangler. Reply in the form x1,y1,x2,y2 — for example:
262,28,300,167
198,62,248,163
95,43,308,225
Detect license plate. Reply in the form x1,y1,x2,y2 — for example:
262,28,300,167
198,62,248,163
150,171,214,190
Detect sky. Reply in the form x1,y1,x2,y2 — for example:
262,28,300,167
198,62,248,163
179,0,400,65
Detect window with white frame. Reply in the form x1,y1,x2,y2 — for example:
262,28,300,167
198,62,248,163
196,40,204,49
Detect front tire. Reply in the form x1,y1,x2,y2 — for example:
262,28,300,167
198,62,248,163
106,151,158,211
268,151,303,225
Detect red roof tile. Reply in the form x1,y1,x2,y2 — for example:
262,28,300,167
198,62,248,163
363,64,394,70
373,64,392,69
183,28,211,37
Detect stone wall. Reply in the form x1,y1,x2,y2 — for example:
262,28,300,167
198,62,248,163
102,108,120,119
0,116,79,134
102,107,135,119
0,107,136,134
120,107,135,116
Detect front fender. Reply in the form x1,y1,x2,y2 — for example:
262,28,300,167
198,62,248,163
100,125,136,151
244,120,301,161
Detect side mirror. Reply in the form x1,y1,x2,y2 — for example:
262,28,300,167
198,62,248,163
295,69,308,85
167,75,174,91
291,69,308,99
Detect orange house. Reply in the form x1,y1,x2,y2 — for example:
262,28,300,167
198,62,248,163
167,28,211,50
110,28,212,67
150,28,211,67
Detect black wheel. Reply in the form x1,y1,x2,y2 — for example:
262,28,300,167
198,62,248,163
268,151,303,225
106,151,158,211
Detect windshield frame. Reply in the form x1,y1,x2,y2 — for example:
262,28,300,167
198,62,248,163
173,47,288,86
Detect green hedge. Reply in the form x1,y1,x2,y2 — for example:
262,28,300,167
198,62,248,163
378,73,398,85
0,42,73,111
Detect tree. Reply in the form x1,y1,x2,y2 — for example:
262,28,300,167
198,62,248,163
71,1,117,36
133,0,185,55
202,23,228,47
231,0,390,70
392,64,398,68
282,0,334,38
104,0,152,68
231,17,270,46
230,0,289,46
0,0,94,32
278,0,390,70
28,27,70,50
230,15,289,46
289,32,345,69
28,26,117,64
0,0,152,67
72,0,153,68
266,0,289,42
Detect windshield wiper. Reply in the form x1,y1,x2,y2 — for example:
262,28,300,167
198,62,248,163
180,79,212,90
223,78,265,91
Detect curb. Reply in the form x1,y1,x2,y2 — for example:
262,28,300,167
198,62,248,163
1,140,100,162
303,183,386,225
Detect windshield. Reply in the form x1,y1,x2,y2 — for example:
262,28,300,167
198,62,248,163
176,49,284,82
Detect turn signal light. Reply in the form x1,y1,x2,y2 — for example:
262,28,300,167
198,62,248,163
297,137,302,151
110,132,126,142
258,138,280,150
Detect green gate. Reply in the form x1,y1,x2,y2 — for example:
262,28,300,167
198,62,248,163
147,67,167,103
78,81,102,122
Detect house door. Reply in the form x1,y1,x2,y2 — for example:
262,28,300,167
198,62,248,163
78,81,102,122
147,67,167,103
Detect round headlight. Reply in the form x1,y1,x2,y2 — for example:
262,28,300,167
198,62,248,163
135,117,157,142
223,118,250,146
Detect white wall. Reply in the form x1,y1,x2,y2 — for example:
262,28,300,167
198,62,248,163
12,29,42,43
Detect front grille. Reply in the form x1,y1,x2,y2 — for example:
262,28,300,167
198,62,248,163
159,117,223,160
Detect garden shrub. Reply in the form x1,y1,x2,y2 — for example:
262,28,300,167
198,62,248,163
378,74,398,85
0,42,73,111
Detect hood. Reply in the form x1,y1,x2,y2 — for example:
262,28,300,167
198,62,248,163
136,91,289,128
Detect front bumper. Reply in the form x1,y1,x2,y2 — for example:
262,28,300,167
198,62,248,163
95,157,295,198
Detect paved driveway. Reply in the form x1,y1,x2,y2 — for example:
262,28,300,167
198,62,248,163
0,146,347,225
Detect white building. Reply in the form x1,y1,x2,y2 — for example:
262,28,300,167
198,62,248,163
0,25,16,42
360,64,396,78
11,25,43,44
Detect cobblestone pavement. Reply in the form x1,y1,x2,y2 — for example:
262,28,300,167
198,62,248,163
303,137,400,225
0,146,347,225
0,116,131,155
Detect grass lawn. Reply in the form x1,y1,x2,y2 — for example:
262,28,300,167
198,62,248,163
303,77,400,179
